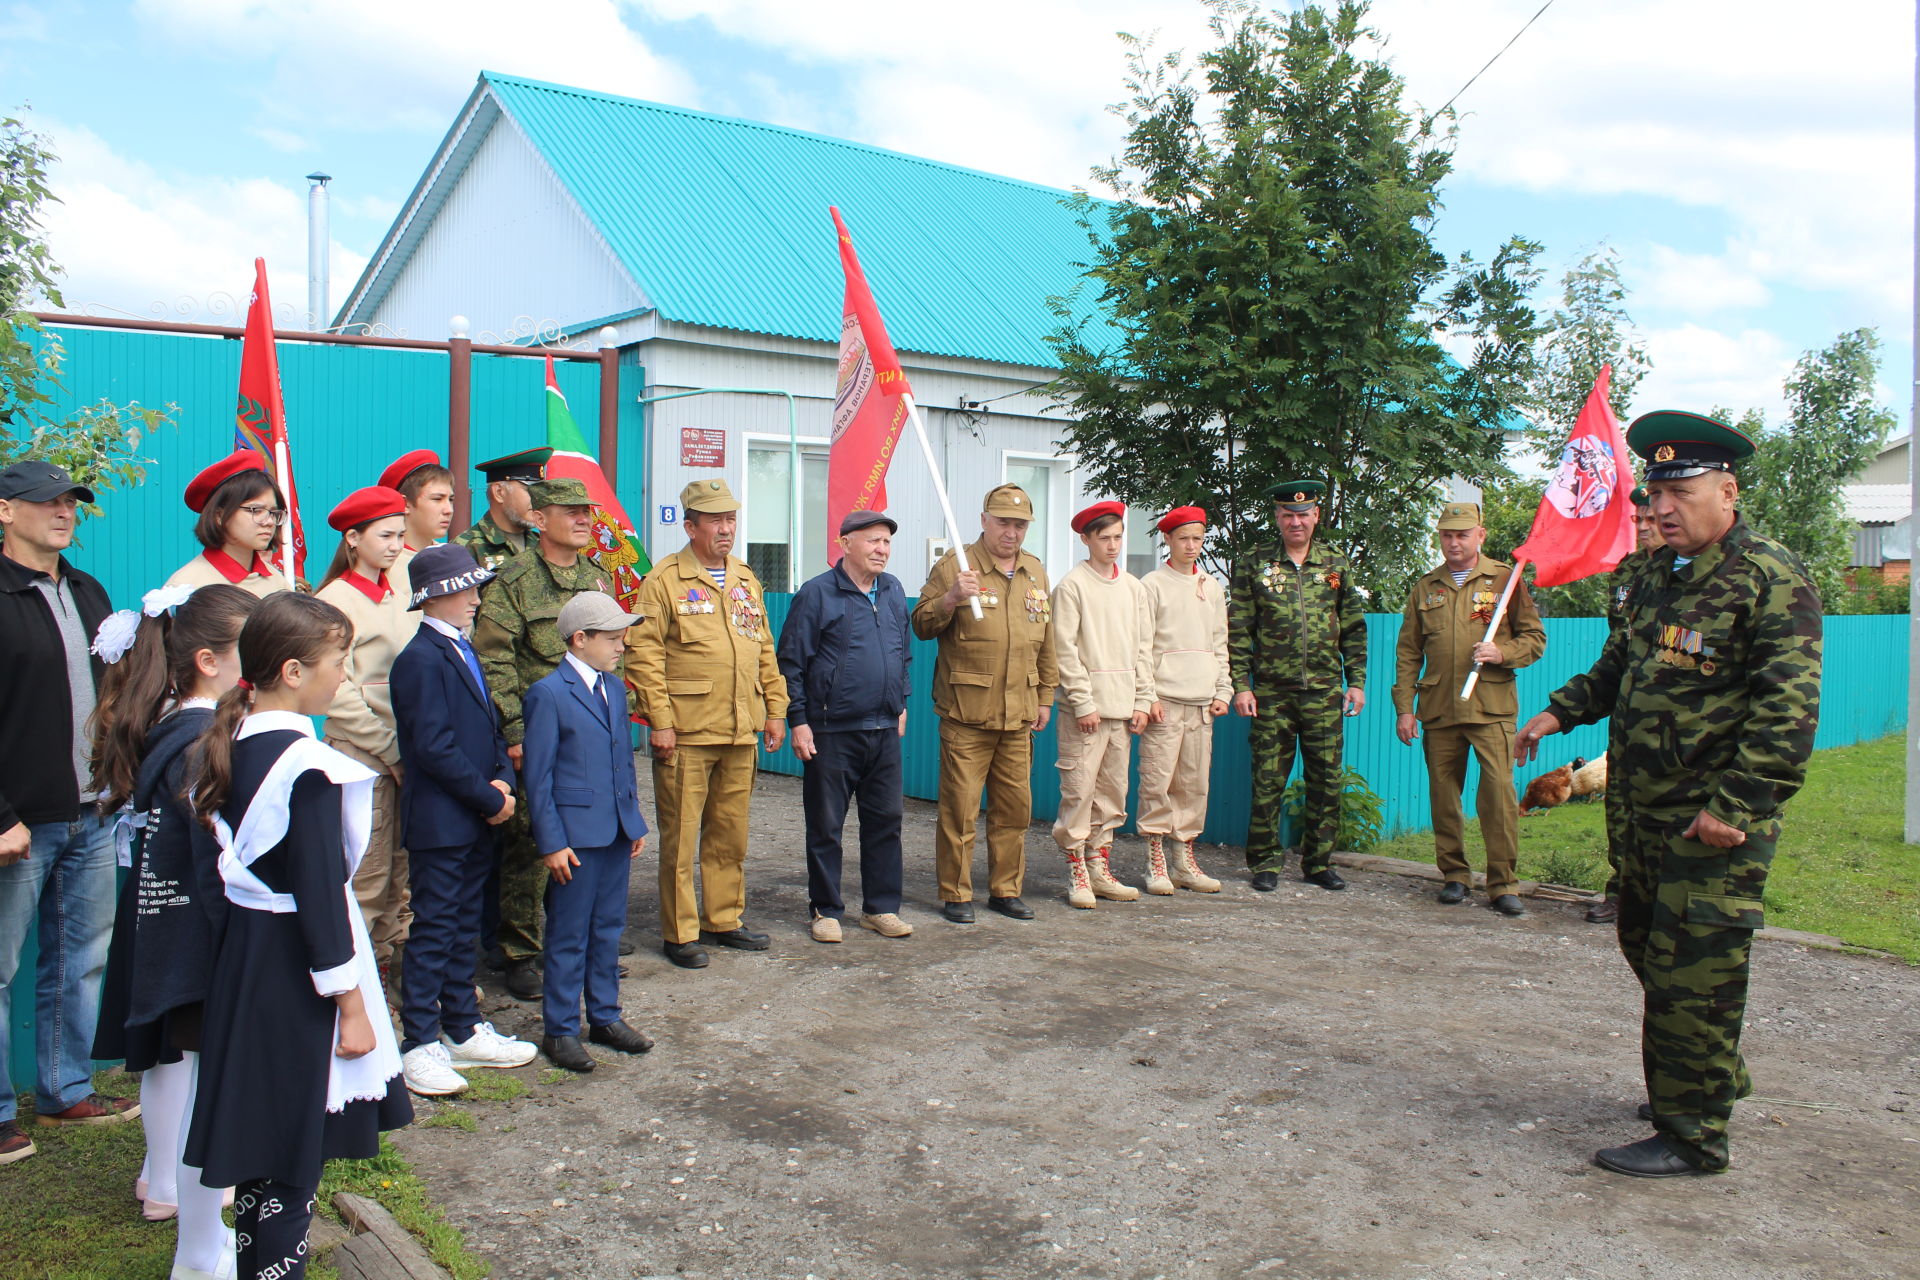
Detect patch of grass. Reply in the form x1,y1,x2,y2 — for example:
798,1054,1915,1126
318,1135,490,1280
538,1067,572,1086
1373,734,1920,961
460,1070,530,1102
420,1107,478,1132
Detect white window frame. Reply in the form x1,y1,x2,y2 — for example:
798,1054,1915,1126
743,431,832,590
1001,449,1076,580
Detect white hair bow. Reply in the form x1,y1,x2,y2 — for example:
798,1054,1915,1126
90,584,201,665
142,584,197,617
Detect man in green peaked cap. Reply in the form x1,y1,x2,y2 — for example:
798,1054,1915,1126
457,446,554,573
1519,409,1822,1179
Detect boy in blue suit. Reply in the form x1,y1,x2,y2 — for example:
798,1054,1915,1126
391,544,539,1096
522,591,652,1071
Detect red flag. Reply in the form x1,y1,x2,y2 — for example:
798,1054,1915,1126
1513,365,1636,587
826,207,912,565
234,258,305,582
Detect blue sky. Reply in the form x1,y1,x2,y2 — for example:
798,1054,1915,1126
4,0,1910,438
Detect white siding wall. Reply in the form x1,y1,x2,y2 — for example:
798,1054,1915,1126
363,115,642,343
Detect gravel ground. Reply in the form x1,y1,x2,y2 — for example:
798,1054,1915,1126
395,768,1920,1280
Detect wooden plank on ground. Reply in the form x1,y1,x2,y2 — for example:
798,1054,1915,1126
330,1192,450,1280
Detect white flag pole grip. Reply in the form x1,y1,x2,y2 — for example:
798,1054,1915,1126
272,435,295,585
901,392,984,620
1458,559,1526,701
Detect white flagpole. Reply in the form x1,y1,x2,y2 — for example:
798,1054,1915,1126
1459,558,1526,701
272,434,295,585
901,391,983,620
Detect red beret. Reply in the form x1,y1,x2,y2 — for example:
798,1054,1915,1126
328,486,409,532
378,449,443,491
184,449,270,513
1157,505,1207,535
1071,500,1126,534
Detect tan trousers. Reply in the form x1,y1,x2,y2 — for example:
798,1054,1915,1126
329,743,410,967
935,719,1031,902
1136,701,1213,843
1052,716,1131,854
654,742,756,944
1422,720,1520,896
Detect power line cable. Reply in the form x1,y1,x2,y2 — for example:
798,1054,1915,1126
1434,0,1559,118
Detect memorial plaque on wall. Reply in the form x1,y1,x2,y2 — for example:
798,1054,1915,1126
680,428,726,468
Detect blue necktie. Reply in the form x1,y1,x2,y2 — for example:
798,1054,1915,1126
452,632,487,697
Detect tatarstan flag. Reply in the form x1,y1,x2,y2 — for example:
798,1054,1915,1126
542,355,650,611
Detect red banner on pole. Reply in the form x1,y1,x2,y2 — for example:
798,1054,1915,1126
1514,365,1636,587
826,207,912,565
234,258,305,582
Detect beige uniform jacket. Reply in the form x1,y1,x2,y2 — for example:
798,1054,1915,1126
165,551,293,599
1050,560,1155,721
1141,564,1232,707
315,573,421,767
627,548,789,746
1391,554,1546,727
912,539,1058,730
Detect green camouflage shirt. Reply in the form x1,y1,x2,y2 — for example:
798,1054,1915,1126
1606,547,1653,633
455,513,530,576
1547,518,1822,827
472,546,616,744
1228,537,1367,693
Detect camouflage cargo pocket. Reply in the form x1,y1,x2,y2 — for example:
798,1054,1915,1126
1684,892,1764,931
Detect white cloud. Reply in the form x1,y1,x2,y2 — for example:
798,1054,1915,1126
33,119,367,328
1633,244,1772,314
1635,324,1797,422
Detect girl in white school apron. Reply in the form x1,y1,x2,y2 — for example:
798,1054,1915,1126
186,592,412,1280
89,582,258,1280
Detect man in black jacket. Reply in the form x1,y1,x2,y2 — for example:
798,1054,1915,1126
777,511,912,944
0,461,134,1164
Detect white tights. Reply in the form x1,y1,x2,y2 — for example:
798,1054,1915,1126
141,1053,235,1275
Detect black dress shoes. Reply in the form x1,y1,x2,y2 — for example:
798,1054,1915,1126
542,1034,595,1073
503,959,544,1001
1250,870,1281,892
662,940,710,969
1437,881,1469,905
941,901,976,924
1304,869,1346,891
1593,1134,1715,1178
699,928,771,951
1586,898,1620,923
987,896,1034,919
1490,894,1527,917
588,1020,654,1055
1637,1102,1655,1122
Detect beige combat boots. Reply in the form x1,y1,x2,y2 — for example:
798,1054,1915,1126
1169,838,1221,893
1143,835,1176,895
1087,846,1142,901
1066,851,1096,909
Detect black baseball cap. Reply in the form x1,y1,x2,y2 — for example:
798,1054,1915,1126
839,510,898,535
0,460,95,503
407,543,497,610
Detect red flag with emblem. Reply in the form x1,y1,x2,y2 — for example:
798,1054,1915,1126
234,258,305,582
1512,365,1637,587
826,207,912,565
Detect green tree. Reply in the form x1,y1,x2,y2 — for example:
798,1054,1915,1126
0,113,165,515
1046,1,1531,599
1737,329,1897,606
1525,245,1651,465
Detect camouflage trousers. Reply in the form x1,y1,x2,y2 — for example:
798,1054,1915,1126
1616,813,1773,1171
1601,784,1627,900
1246,684,1344,874
494,794,548,963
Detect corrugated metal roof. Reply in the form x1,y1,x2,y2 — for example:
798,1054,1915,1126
1843,482,1911,524
483,72,1103,370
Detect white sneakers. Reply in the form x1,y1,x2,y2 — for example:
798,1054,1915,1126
402,1043,468,1096
444,1022,539,1069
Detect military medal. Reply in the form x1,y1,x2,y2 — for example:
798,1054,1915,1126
1654,623,1708,669
1262,562,1286,591
729,584,763,637
1024,586,1050,622
1323,570,1340,590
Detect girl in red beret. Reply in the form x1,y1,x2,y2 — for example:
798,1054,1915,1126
164,450,294,598
315,487,420,1004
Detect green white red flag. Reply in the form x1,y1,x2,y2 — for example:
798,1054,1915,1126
542,355,650,611
233,257,305,582
826,207,911,564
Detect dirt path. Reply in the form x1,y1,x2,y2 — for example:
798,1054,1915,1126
395,771,1920,1280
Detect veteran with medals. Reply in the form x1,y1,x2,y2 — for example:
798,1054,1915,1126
1228,480,1368,892
912,483,1059,923
627,478,789,969
1518,412,1821,1178
1391,501,1546,916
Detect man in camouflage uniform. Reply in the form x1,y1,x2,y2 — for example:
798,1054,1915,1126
456,447,552,573
472,476,616,1000
1229,480,1367,893
1588,485,1665,925
1519,411,1821,1178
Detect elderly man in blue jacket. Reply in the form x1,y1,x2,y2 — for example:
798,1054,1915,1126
777,510,912,944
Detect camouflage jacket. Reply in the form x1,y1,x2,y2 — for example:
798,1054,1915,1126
1606,548,1654,633
1228,537,1367,693
1547,518,1822,828
455,513,529,576
472,546,618,744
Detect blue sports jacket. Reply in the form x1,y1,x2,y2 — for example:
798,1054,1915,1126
776,562,911,733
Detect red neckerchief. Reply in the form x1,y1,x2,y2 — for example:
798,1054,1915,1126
204,548,272,582
341,569,391,605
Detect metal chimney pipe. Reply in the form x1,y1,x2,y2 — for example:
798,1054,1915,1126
306,172,332,331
